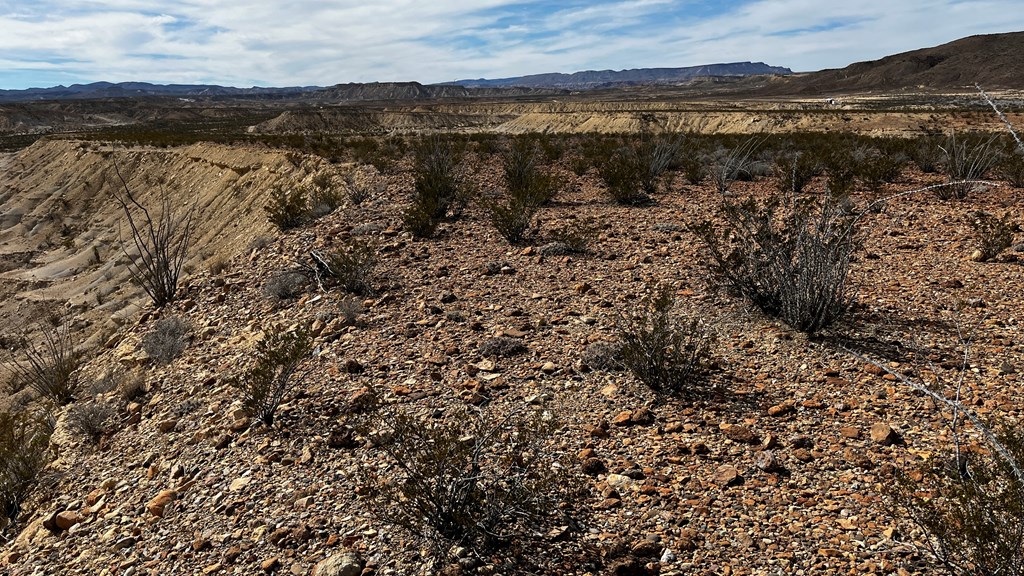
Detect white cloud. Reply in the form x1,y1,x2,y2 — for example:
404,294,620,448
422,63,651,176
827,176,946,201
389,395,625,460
0,0,1022,88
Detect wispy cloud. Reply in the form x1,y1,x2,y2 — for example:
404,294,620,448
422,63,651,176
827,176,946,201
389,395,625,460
0,0,1021,88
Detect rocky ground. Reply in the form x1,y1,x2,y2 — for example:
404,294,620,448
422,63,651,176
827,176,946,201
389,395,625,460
1,140,1023,576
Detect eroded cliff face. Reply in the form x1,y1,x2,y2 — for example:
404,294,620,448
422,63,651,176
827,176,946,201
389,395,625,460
0,140,338,352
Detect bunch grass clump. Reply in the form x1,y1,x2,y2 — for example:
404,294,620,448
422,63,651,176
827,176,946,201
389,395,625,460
8,313,81,406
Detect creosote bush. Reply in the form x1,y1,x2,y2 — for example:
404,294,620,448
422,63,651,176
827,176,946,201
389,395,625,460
971,211,1015,261
403,137,469,238
598,137,679,205
140,316,190,365
308,173,343,218
359,408,580,564
617,288,715,395
0,409,51,526
306,239,377,295
8,313,81,406
265,185,309,230
226,327,312,427
482,138,560,244
774,151,821,194
695,191,857,333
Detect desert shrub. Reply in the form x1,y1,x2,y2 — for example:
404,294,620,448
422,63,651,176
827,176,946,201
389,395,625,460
598,137,678,205
938,132,997,200
582,341,624,371
111,164,196,307
65,400,116,444
617,288,715,395
855,148,904,191
481,194,540,245
226,327,312,427
308,173,343,218
479,336,527,358
549,217,599,254
265,185,309,230
206,255,230,276
503,138,558,206
118,370,148,403
403,137,469,238
0,409,51,523
338,296,365,327
889,424,1024,575
140,316,190,365
710,137,763,195
774,151,821,194
994,147,1024,188
694,191,857,333
8,314,81,405
971,211,1015,261
343,172,376,206
263,271,308,300
911,136,945,173
307,240,377,295
360,408,580,563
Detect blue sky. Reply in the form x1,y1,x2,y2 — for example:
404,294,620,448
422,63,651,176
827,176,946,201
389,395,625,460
0,0,1022,89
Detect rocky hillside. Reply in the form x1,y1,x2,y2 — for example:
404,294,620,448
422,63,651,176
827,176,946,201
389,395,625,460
0,132,1022,575
766,31,1024,94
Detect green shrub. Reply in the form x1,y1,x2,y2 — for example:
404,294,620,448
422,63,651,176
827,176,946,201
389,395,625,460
403,138,469,238
598,137,678,205
308,173,343,217
694,191,857,333
265,185,310,230
617,287,715,395
774,151,821,194
226,327,312,427
995,147,1024,188
360,408,580,564
855,148,904,192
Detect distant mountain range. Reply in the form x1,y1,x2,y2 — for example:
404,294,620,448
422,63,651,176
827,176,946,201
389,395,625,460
0,62,790,103
448,62,792,90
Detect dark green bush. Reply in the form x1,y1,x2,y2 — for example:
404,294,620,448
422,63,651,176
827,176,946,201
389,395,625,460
265,185,309,230
694,191,857,333
360,408,580,564
226,327,312,427
403,138,469,238
598,137,679,205
617,287,715,395
774,151,821,194
855,148,904,192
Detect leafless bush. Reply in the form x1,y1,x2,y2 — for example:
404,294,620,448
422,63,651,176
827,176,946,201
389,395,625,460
305,240,377,295
338,296,365,327
938,132,997,200
111,163,197,307
711,137,763,195
226,327,311,427
140,316,190,365
479,336,528,358
971,211,1015,261
359,408,580,564
8,313,81,405
694,191,856,333
263,271,308,300
65,400,116,444
617,288,716,395
582,341,624,371
549,217,599,254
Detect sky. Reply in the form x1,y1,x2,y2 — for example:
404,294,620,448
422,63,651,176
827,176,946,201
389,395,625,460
0,0,1023,90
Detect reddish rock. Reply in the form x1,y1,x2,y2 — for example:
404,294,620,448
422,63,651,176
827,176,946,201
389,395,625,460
712,465,742,486
55,511,84,531
870,422,901,446
147,489,177,518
